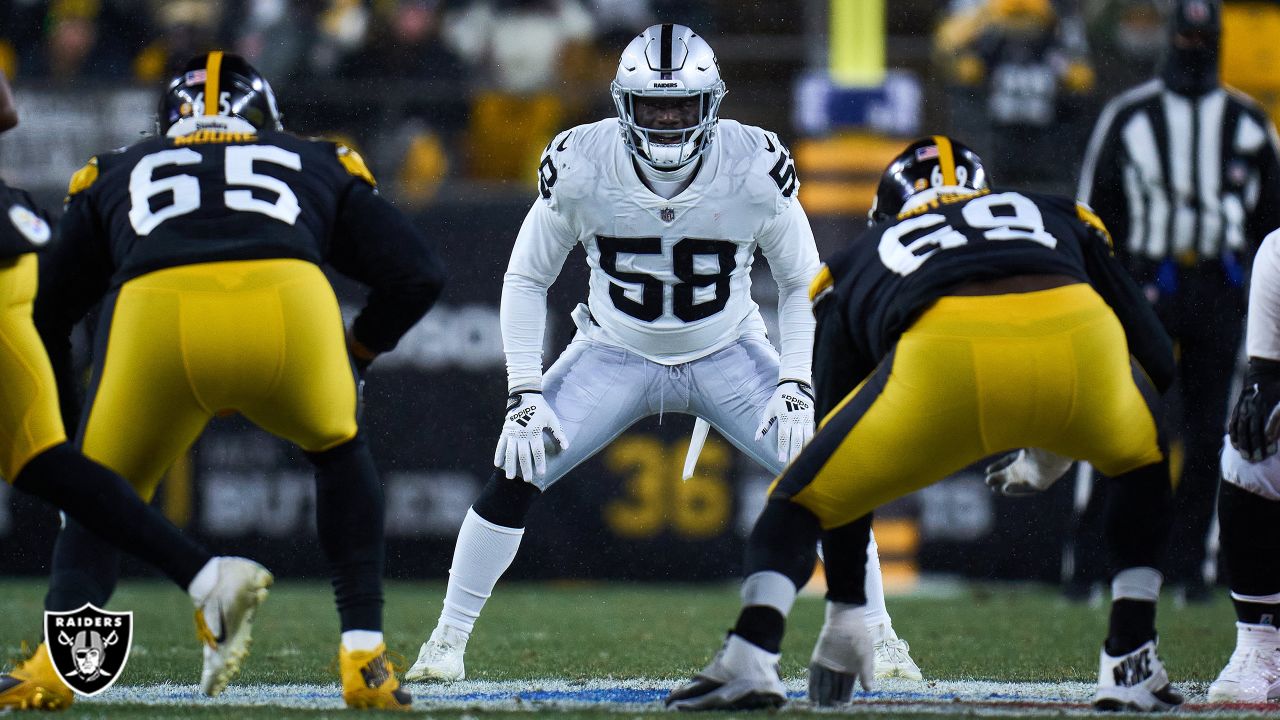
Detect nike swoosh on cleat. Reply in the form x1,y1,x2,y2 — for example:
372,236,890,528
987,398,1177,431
212,607,228,644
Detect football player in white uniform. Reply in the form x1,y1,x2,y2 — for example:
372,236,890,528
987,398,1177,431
1211,227,1280,702
405,24,918,683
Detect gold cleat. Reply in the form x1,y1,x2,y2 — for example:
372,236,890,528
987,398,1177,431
0,642,74,711
340,644,412,710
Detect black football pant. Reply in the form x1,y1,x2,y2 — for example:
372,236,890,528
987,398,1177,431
1070,266,1242,590
15,443,209,599
46,437,385,632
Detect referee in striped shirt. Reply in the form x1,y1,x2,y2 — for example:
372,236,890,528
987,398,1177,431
1077,0,1280,599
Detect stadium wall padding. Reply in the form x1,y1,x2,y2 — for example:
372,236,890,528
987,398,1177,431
0,198,1070,582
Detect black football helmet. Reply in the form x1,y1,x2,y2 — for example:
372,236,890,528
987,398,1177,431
158,51,283,134
869,136,989,225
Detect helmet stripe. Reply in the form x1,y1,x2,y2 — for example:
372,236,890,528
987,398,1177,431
204,50,223,116
933,135,957,186
660,23,673,70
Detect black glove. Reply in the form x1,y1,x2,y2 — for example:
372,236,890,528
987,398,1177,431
1229,358,1280,461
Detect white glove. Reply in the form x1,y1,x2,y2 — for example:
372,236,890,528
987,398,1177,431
755,380,815,464
984,448,1074,497
808,603,875,705
494,390,569,481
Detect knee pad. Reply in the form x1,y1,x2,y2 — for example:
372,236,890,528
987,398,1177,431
472,470,541,529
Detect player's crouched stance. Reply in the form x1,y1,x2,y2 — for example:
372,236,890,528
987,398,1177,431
5,53,442,710
1208,228,1280,703
406,24,917,686
0,74,271,710
667,138,1184,712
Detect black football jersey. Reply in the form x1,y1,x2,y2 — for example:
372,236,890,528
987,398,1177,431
812,189,1174,415
41,129,444,356
0,180,53,259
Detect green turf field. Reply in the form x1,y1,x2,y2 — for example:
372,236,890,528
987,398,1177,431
0,579,1245,717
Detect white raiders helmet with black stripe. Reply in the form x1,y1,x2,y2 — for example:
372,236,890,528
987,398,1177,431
611,24,727,170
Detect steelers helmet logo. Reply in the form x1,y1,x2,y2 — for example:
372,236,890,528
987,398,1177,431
8,204,50,246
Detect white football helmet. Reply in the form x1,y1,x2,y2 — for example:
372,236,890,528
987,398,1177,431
611,24,727,170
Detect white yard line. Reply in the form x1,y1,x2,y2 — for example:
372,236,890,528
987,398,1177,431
77,678,1270,715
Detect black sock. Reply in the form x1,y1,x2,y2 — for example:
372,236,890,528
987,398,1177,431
821,514,873,605
309,435,385,632
1103,461,1173,572
744,499,822,589
1218,482,1280,625
45,519,120,612
1106,599,1157,655
1232,600,1280,627
14,443,209,590
733,606,786,654
731,499,820,655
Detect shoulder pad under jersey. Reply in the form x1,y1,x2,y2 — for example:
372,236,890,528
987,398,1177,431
718,120,800,212
536,119,616,209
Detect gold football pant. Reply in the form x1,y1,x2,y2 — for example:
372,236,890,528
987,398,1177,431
80,259,359,499
773,283,1164,529
0,253,68,480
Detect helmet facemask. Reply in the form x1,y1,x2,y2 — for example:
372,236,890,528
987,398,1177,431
612,80,725,170
611,24,727,171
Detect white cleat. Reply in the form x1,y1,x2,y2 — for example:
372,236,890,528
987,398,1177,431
871,624,923,681
809,621,876,706
405,624,468,682
665,634,786,711
1092,638,1184,711
1208,623,1280,703
194,557,273,697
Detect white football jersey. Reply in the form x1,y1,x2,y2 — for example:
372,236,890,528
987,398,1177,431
502,117,819,389
1248,228,1280,362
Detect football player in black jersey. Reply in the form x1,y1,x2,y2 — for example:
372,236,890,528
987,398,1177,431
668,137,1183,713
0,70,273,711
16,52,445,710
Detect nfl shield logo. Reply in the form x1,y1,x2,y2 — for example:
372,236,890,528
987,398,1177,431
660,207,676,222
44,604,133,696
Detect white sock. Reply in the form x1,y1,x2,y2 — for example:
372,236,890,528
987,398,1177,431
741,571,798,615
187,558,221,602
1112,567,1162,602
341,630,384,652
825,600,866,631
863,530,894,634
438,508,524,635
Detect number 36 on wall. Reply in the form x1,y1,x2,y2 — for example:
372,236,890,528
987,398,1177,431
603,434,732,540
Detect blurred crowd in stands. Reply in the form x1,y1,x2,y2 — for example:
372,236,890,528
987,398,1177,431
0,0,1277,206
0,0,727,204
934,0,1280,193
